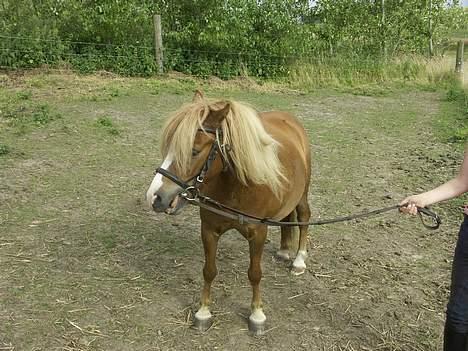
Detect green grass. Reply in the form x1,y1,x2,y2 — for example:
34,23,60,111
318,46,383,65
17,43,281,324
435,83,468,146
0,144,10,156
16,90,32,100
96,116,121,136
0,93,62,135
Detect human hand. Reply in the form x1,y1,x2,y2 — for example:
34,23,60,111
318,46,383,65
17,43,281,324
399,194,429,215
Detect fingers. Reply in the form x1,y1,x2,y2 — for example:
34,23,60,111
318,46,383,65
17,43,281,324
399,196,421,216
401,202,419,215
399,204,416,215
399,197,411,207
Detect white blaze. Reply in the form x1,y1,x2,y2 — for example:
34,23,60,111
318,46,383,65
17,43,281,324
146,153,173,208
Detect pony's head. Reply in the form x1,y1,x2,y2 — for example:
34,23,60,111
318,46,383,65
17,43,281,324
146,90,285,214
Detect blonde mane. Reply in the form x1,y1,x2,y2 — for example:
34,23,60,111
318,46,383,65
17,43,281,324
160,99,286,198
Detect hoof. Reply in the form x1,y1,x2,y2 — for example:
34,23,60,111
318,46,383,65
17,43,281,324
193,308,213,332
193,315,213,332
248,310,266,336
291,250,307,276
248,318,266,336
291,265,306,276
276,250,290,261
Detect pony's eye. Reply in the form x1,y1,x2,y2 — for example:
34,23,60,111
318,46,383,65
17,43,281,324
192,149,201,157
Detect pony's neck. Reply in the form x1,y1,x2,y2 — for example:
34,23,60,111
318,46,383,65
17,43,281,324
204,167,244,200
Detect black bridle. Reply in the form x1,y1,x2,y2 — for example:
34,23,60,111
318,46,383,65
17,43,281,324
154,127,222,200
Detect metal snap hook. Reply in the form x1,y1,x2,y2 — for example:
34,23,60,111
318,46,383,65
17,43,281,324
181,186,199,201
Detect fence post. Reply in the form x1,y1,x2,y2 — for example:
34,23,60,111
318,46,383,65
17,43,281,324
428,0,434,57
153,14,164,74
381,0,387,60
455,40,464,82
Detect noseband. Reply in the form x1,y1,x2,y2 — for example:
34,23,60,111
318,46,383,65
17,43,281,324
154,127,225,200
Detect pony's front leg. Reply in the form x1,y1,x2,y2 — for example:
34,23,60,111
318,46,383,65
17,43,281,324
246,226,267,335
194,223,220,331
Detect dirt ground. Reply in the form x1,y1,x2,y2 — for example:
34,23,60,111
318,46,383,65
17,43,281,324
0,72,466,350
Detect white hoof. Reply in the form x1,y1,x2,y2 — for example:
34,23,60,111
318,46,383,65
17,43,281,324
193,307,212,332
248,309,266,335
292,250,307,276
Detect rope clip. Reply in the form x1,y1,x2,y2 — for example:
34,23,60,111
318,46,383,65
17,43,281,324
180,186,199,201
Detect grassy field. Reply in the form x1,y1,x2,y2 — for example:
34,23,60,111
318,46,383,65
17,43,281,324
0,71,466,351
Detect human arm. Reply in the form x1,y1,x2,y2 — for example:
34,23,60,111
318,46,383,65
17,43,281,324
400,149,468,215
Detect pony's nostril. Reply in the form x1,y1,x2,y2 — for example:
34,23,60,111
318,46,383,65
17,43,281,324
152,195,163,210
153,194,161,204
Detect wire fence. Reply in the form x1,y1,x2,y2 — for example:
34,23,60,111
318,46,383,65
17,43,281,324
0,35,154,50
0,34,327,60
0,34,323,79
1,34,441,85
0,35,309,59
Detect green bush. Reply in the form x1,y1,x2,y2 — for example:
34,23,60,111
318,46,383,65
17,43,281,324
0,0,464,78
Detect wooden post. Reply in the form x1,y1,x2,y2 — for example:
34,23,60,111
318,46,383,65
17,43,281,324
428,0,434,57
381,0,387,60
153,14,164,74
455,40,464,82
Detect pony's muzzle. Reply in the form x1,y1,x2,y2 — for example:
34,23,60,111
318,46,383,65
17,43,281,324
151,194,167,212
150,190,187,215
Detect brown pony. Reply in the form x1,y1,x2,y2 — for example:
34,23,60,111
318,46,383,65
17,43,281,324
146,90,311,335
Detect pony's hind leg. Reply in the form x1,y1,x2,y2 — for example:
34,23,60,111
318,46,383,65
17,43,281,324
292,194,311,276
277,211,298,261
194,223,220,331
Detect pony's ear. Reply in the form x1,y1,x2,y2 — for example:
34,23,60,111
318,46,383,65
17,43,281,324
192,89,204,102
205,102,230,126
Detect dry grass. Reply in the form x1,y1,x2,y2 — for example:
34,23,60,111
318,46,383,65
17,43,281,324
287,54,466,90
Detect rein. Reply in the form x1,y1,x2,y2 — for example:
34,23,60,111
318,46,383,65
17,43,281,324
183,194,441,230
154,127,442,230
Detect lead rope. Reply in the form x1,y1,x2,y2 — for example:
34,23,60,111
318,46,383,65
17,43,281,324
154,127,441,230
181,193,441,230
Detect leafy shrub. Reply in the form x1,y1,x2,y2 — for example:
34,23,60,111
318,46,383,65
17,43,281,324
0,0,464,79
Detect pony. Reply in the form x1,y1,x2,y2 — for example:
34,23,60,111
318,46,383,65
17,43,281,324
146,90,312,335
